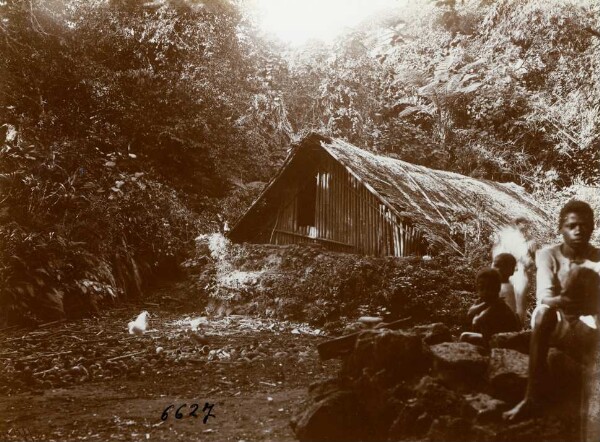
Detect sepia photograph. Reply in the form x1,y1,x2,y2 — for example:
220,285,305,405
1,0,599,440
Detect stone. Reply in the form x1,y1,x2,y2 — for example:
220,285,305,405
471,423,501,442
308,378,343,402
388,399,431,439
410,323,453,345
493,415,579,442
290,391,366,442
342,322,363,334
430,342,488,385
427,416,473,442
489,331,531,355
464,392,508,422
357,316,383,326
487,348,528,403
388,377,471,440
415,376,470,416
344,330,430,381
349,371,403,440
372,331,431,378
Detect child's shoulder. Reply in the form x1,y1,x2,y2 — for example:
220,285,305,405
536,244,564,264
537,244,562,256
587,244,600,261
499,281,514,295
492,298,516,315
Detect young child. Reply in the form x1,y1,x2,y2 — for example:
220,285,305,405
460,267,522,346
493,253,518,319
492,218,536,324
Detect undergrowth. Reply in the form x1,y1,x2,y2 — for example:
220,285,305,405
192,235,486,331
0,133,209,325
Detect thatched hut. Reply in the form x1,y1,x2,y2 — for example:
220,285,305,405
228,134,550,256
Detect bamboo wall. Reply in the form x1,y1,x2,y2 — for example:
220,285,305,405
270,153,425,257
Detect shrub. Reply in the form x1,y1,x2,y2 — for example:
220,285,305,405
0,134,203,325
193,236,480,331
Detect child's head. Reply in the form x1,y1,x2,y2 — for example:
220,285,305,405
476,268,502,303
562,265,599,301
514,217,532,236
558,200,594,251
493,253,517,282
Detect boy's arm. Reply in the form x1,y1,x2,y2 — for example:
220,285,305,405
503,285,517,315
536,248,556,305
537,248,584,310
472,306,492,330
467,302,488,320
516,291,527,324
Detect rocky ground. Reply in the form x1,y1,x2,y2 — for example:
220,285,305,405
3,278,599,442
0,283,340,442
292,325,600,442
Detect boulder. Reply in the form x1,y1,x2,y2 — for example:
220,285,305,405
427,416,474,442
410,323,453,345
318,317,412,361
344,330,430,381
474,416,580,442
493,416,579,442
489,331,531,355
291,390,366,442
351,369,399,426
308,378,344,402
471,423,500,442
464,392,508,422
487,348,528,403
415,376,471,416
388,399,432,440
430,342,488,385
388,377,472,440
371,330,431,377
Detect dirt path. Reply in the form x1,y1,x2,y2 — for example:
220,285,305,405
0,293,340,441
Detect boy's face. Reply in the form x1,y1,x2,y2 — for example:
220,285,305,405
476,276,499,302
561,213,593,251
493,261,515,280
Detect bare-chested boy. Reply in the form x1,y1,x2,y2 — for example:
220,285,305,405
460,267,521,346
504,200,600,421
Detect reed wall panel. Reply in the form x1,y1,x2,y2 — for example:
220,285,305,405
269,153,425,257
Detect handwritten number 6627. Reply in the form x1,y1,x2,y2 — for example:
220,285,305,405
161,403,201,421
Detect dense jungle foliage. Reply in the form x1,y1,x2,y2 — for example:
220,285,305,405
1,0,599,324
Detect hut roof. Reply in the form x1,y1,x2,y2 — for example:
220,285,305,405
230,133,552,252
320,136,551,250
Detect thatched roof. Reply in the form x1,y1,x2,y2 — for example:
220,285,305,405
230,133,552,252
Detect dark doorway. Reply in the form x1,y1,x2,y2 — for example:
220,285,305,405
297,175,317,227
